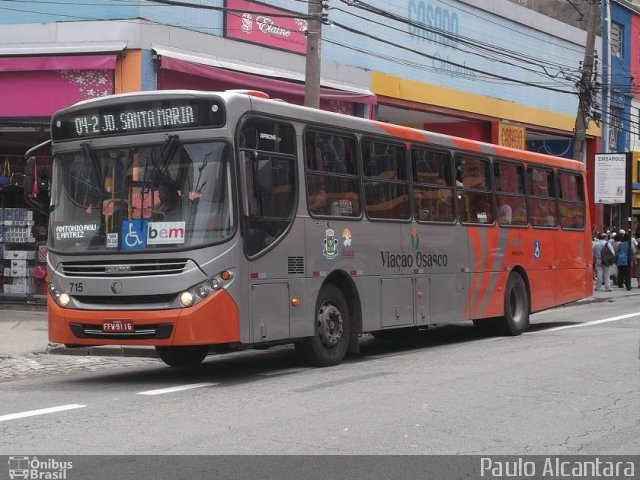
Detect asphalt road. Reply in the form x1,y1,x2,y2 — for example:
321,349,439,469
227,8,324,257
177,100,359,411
1,296,639,456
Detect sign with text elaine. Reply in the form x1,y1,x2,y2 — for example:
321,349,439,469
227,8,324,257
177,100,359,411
594,153,627,204
225,0,308,54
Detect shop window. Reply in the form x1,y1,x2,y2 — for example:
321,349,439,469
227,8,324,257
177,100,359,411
612,22,623,58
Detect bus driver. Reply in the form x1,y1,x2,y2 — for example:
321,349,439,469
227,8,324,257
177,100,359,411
155,182,181,220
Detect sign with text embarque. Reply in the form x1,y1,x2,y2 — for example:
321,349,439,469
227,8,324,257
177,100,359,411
594,153,627,204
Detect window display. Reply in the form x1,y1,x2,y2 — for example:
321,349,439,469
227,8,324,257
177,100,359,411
0,207,48,300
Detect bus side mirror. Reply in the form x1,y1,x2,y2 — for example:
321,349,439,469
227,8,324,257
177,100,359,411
23,156,35,195
255,158,273,196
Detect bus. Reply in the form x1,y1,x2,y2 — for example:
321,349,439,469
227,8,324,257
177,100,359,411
24,89,592,368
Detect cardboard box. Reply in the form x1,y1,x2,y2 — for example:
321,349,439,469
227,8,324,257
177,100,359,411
4,250,35,260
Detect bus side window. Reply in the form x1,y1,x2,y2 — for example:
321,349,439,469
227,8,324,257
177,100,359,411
305,130,360,218
494,161,527,226
363,139,409,220
412,147,454,223
456,154,493,224
528,166,558,228
558,172,585,229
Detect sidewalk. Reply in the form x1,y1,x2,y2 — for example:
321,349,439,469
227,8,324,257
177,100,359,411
1,284,640,359
0,301,156,359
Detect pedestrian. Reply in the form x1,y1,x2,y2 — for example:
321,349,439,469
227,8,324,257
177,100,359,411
593,232,614,292
635,233,640,288
616,230,631,289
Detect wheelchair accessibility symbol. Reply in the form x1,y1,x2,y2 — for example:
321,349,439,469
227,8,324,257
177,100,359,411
533,240,541,259
121,220,147,250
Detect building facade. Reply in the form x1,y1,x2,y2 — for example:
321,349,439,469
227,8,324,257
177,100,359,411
0,0,599,301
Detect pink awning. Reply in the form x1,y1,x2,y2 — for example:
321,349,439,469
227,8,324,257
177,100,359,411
159,56,377,105
0,54,117,72
0,55,116,116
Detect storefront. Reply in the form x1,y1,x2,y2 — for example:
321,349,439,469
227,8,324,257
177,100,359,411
0,51,119,302
152,46,377,117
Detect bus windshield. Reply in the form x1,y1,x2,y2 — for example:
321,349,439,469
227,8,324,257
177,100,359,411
49,140,233,253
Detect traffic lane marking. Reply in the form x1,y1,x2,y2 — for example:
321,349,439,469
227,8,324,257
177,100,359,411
136,382,217,396
481,311,640,341
528,311,640,335
0,404,85,422
258,367,310,376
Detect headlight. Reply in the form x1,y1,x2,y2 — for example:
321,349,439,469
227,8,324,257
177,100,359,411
58,293,71,307
49,284,72,308
179,291,195,307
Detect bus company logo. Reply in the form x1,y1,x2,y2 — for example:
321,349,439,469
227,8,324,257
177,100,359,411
340,228,354,257
323,228,339,260
342,228,352,247
147,222,186,245
8,456,73,479
411,227,420,249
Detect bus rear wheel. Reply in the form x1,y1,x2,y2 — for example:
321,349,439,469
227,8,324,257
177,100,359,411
155,345,210,367
296,284,350,367
498,273,529,335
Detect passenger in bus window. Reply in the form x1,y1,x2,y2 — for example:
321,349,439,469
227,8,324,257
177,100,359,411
498,201,512,225
308,177,328,215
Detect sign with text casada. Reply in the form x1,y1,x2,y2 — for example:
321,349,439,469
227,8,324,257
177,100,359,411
225,0,308,54
594,153,626,204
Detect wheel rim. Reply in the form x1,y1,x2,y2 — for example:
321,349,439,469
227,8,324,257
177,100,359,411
509,282,526,326
317,302,344,348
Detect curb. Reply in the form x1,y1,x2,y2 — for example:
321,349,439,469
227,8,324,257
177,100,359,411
46,343,159,359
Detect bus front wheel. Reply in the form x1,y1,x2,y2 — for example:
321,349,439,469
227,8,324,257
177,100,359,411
296,284,350,367
498,273,529,335
155,345,210,367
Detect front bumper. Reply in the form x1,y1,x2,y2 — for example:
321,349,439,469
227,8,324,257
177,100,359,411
48,288,240,346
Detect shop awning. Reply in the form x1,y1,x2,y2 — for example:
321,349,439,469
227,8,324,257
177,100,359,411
0,54,117,72
152,46,377,105
0,54,117,117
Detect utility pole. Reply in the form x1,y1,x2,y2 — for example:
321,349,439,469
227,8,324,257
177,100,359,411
572,0,600,161
601,0,611,230
304,0,323,108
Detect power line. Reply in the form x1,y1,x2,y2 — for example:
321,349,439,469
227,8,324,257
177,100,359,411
330,19,576,95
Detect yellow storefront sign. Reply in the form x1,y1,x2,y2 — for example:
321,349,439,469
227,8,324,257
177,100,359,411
498,123,525,150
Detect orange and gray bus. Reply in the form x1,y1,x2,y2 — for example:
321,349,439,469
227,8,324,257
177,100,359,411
26,89,592,367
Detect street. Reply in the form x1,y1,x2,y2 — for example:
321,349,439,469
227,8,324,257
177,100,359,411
1,291,639,455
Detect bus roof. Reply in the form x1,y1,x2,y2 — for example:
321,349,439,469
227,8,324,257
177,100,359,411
53,89,585,172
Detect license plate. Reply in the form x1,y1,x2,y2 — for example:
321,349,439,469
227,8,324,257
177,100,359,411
102,320,134,333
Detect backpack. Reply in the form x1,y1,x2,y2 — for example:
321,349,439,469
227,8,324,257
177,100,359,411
601,242,615,266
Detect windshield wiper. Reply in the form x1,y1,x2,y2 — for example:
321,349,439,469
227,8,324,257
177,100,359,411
80,143,104,206
157,134,180,176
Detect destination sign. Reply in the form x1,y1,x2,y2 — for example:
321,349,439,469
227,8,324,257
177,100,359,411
52,99,225,141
